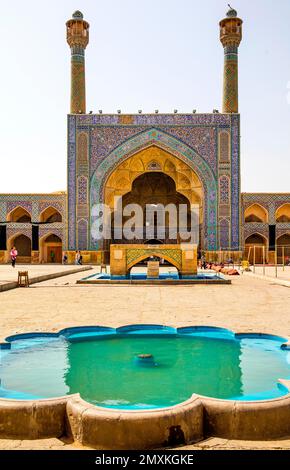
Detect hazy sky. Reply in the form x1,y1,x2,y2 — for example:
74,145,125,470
0,0,289,193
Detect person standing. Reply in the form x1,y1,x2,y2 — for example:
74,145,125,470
10,246,18,268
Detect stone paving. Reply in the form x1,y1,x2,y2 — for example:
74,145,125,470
0,268,289,342
249,265,290,281
0,264,92,292
243,266,290,287
0,266,290,449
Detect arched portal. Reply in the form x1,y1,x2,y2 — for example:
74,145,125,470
7,233,31,263
128,253,180,272
40,234,62,263
91,142,211,254
110,172,194,245
90,129,218,252
245,233,268,264
7,207,31,223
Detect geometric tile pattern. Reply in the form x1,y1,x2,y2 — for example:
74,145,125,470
0,193,66,248
219,131,230,162
77,176,88,204
77,219,88,250
231,114,240,249
219,176,230,204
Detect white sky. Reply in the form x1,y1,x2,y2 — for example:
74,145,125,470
0,0,289,194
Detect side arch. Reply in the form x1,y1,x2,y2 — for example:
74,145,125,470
90,128,218,250
39,232,63,263
127,252,181,272
7,206,31,223
39,206,62,223
7,232,32,262
244,232,268,264
276,204,290,223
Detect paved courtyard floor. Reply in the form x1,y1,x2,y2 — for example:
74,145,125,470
0,266,290,450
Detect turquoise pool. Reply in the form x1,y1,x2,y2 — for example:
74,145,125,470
0,326,289,409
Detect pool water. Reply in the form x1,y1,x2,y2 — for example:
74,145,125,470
1,332,289,409
83,272,224,281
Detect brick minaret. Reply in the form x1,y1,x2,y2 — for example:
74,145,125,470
220,7,243,113
66,11,89,114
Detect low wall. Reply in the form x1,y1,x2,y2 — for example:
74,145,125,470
201,393,290,440
0,396,68,439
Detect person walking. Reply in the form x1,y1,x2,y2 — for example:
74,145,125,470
10,246,18,268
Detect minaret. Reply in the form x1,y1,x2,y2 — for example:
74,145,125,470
220,6,243,113
66,11,89,114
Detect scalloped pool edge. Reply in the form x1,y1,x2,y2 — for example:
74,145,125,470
2,324,289,348
1,324,290,448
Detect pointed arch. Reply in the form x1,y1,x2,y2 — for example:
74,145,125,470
245,232,268,244
276,204,290,223
245,232,268,264
127,252,181,272
7,232,32,260
39,231,62,263
276,233,290,245
244,203,268,223
39,206,62,223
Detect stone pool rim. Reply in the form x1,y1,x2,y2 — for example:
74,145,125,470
1,324,290,448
